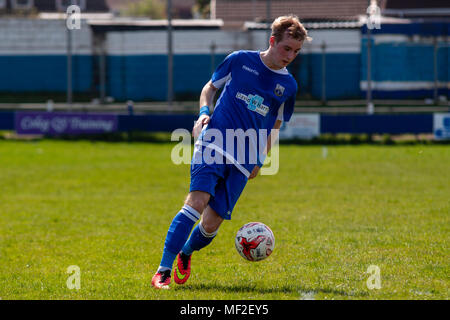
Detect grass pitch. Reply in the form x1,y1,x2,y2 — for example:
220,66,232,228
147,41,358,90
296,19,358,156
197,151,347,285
0,140,448,300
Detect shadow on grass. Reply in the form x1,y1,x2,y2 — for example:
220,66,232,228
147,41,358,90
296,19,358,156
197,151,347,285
175,283,369,298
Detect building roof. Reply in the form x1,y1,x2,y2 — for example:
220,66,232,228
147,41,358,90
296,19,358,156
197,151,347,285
215,0,382,28
88,18,224,33
33,0,110,12
0,0,195,17
385,0,449,9
383,0,450,18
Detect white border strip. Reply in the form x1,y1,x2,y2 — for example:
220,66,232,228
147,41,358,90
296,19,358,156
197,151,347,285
195,140,251,178
361,81,450,91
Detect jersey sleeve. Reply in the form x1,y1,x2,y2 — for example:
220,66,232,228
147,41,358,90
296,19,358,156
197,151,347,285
211,51,239,89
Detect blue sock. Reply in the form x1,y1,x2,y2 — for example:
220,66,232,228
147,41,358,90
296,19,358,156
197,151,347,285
182,222,218,256
158,205,200,271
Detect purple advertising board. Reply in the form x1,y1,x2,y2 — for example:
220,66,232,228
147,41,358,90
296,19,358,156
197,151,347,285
15,112,118,135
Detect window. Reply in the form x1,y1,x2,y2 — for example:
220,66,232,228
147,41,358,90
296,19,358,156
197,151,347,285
11,0,34,10
55,0,86,12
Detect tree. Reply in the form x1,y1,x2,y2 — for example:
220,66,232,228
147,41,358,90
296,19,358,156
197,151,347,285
122,0,166,19
192,0,210,18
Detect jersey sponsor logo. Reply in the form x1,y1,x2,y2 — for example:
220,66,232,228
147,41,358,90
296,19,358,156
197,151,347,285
274,83,285,97
236,92,269,116
242,65,259,76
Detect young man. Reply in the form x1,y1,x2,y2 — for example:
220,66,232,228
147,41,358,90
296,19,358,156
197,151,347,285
152,15,311,289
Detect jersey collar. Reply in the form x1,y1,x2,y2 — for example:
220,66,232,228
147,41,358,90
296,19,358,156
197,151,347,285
258,51,289,75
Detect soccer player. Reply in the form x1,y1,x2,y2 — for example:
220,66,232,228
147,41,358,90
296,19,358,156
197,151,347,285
152,15,311,289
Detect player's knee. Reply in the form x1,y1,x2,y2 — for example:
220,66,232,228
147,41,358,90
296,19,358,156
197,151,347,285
184,193,209,214
201,208,223,234
201,221,220,235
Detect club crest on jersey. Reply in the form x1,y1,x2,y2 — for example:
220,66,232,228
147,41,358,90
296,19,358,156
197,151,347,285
274,84,285,97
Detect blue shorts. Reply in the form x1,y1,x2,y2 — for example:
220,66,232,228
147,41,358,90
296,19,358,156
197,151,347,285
189,160,248,220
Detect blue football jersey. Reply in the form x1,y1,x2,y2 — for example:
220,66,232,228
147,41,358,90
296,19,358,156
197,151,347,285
196,50,298,177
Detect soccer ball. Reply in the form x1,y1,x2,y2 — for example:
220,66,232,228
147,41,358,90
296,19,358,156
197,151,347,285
235,222,275,261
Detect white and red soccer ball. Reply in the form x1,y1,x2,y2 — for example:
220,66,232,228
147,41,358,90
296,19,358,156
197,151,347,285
235,222,275,261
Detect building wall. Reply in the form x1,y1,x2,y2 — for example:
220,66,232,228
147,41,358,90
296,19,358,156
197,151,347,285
104,29,248,100
293,29,362,99
360,23,449,99
0,18,92,93
0,18,448,101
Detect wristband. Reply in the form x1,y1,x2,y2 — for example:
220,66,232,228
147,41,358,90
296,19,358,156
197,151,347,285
199,105,210,117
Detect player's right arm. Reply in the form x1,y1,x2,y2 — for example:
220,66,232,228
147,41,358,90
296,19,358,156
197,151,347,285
193,80,218,139
193,51,239,139
199,80,218,110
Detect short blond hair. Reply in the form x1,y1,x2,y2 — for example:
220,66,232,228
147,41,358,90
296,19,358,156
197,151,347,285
271,15,312,43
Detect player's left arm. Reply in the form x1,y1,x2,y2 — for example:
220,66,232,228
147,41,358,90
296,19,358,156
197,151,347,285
248,119,282,180
249,84,296,180
265,119,282,155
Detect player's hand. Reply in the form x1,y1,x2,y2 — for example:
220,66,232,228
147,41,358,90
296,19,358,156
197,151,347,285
248,165,260,180
193,114,210,140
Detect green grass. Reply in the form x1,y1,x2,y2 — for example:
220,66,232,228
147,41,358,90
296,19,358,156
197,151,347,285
0,140,448,300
